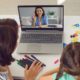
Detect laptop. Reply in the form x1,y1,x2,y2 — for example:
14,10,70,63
18,5,64,54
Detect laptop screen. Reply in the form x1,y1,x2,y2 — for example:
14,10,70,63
18,5,64,30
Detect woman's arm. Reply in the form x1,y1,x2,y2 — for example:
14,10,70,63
32,16,36,28
32,20,35,28
39,25,48,28
39,15,48,28
39,75,52,80
42,67,59,77
6,66,13,80
39,67,59,80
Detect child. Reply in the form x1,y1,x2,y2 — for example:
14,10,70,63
40,42,80,80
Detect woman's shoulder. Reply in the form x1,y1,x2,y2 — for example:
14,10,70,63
43,15,48,18
42,15,48,21
52,73,75,80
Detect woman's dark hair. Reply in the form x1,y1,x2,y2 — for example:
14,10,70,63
35,6,45,17
56,42,80,80
0,18,18,34
0,20,18,66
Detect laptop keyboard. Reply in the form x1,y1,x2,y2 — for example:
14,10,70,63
20,33,63,43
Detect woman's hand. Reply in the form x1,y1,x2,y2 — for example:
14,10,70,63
39,22,42,28
24,61,43,80
32,16,36,22
32,16,36,27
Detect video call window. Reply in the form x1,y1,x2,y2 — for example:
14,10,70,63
18,5,64,29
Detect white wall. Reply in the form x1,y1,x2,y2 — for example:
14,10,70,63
0,0,56,15
0,0,80,15
63,0,80,15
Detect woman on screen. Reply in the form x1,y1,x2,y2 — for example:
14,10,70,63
32,6,48,28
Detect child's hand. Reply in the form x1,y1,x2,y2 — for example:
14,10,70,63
24,61,43,80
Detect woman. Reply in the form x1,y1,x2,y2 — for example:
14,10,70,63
40,42,80,80
32,6,48,28
0,19,43,80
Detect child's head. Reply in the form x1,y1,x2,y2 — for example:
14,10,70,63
56,42,80,80
0,19,18,66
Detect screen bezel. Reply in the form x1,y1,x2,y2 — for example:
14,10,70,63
18,5,64,31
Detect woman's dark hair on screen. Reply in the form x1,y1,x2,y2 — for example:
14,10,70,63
35,6,45,17
0,25,18,66
55,42,80,80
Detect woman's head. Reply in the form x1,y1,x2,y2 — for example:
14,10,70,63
35,6,45,17
0,19,18,66
0,18,18,34
56,42,80,80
